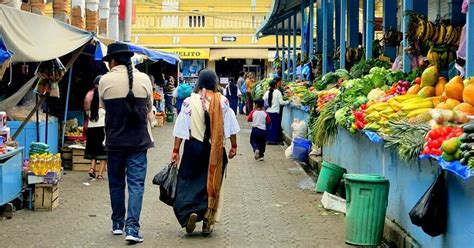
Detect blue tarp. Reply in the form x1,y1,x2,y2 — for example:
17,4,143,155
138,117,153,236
0,35,12,64
363,130,384,144
94,41,180,65
419,154,474,180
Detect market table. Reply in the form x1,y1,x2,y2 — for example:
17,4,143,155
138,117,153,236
0,148,24,206
323,128,474,248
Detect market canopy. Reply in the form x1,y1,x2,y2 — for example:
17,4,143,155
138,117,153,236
94,39,181,65
0,4,94,63
256,0,309,38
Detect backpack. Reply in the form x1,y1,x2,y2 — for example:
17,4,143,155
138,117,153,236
240,80,247,94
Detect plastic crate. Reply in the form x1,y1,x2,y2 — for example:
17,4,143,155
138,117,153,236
9,119,59,158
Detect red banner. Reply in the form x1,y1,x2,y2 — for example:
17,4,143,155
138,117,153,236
119,0,136,24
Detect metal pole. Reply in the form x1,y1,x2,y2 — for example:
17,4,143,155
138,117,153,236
62,66,74,146
365,0,374,59
282,22,286,80
466,0,474,77
402,0,413,73
309,0,314,59
340,0,346,69
301,1,306,60
287,17,291,80
383,0,397,60
322,0,328,74
124,0,132,42
293,14,297,81
276,30,280,59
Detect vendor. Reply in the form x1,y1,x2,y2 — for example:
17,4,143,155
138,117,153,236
263,77,289,144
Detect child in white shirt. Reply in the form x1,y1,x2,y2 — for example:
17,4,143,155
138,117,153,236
247,99,271,161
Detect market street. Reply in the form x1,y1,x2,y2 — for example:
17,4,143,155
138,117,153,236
0,116,348,247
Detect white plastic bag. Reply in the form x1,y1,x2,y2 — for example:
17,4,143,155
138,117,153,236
291,119,308,139
285,144,293,159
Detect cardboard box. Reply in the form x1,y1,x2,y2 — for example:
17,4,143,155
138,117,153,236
34,184,59,211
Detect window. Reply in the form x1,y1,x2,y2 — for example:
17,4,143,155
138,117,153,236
188,16,206,27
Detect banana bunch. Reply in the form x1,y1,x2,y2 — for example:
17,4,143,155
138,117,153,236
427,47,456,68
345,48,364,64
383,29,403,47
409,14,462,47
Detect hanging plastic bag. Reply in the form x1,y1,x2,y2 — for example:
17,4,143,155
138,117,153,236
152,164,178,206
409,171,447,237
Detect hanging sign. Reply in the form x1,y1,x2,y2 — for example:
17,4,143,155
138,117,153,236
221,36,237,42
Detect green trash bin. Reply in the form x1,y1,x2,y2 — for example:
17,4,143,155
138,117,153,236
344,174,390,246
166,112,175,122
315,161,346,193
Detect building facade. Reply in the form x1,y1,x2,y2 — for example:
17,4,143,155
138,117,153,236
132,0,280,83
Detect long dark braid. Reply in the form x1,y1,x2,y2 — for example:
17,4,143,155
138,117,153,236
90,75,102,122
114,55,139,122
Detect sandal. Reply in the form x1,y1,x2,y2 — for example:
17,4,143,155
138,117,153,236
97,175,104,180
202,219,214,236
88,168,96,179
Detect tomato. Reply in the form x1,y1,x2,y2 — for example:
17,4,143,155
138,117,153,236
431,139,442,149
415,77,421,85
428,130,440,140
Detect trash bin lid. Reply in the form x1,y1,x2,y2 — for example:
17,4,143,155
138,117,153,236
322,161,347,173
343,173,388,183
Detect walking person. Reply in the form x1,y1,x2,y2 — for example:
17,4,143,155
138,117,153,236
247,99,271,161
99,43,154,243
263,77,289,144
236,71,246,114
245,72,255,115
224,79,241,114
170,69,240,235
164,75,175,113
83,75,107,180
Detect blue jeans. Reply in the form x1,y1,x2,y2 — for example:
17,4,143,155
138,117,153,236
165,95,174,113
107,150,147,232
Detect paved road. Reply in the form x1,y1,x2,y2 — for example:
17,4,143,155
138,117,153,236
0,116,348,247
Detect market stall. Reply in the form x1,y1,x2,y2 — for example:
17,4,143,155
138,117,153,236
256,0,474,247
0,4,94,211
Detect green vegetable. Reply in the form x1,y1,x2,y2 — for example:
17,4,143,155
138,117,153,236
463,123,474,134
384,121,430,162
311,100,338,147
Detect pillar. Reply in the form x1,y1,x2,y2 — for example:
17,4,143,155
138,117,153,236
86,0,100,32
99,0,110,37
450,0,465,26
322,0,328,74
365,0,375,59
383,0,397,60
340,0,346,69
287,17,291,79
466,1,474,77
335,0,341,47
293,13,297,81
301,1,306,61
53,0,69,22
282,22,286,80
124,0,132,42
71,0,86,29
108,0,119,40
316,4,323,53
402,0,413,73
347,0,359,47
309,0,314,59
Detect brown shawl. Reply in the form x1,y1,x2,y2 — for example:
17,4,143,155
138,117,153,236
204,91,225,225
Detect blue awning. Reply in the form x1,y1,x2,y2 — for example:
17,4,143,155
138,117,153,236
94,39,180,65
0,35,12,64
256,0,310,37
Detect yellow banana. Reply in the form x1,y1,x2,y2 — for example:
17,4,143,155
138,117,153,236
406,108,433,118
401,100,434,111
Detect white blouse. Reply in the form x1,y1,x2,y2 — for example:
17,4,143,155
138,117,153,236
173,93,240,140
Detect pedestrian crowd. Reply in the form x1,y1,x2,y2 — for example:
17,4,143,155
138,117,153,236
81,43,287,244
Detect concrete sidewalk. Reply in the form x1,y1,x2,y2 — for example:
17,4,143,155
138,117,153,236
0,116,348,247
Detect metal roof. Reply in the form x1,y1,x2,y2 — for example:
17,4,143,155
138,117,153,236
256,0,311,37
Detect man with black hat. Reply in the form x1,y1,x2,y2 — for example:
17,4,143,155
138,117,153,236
99,42,154,243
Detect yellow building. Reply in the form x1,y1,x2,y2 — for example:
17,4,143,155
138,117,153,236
132,0,279,83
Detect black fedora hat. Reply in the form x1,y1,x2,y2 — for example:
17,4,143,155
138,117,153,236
102,42,134,62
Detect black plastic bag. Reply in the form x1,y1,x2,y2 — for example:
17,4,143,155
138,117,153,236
152,164,178,206
409,171,447,237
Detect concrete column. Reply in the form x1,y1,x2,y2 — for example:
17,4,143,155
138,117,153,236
466,1,474,77
30,0,45,15
71,0,86,29
347,0,359,47
402,0,413,73
293,13,297,81
53,0,69,22
123,0,132,42
339,0,346,69
365,0,374,59
99,0,110,37
383,0,397,60
108,0,119,40
86,0,100,32
309,0,314,57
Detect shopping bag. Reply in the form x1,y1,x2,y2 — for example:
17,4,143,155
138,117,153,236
152,164,178,206
409,171,447,237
